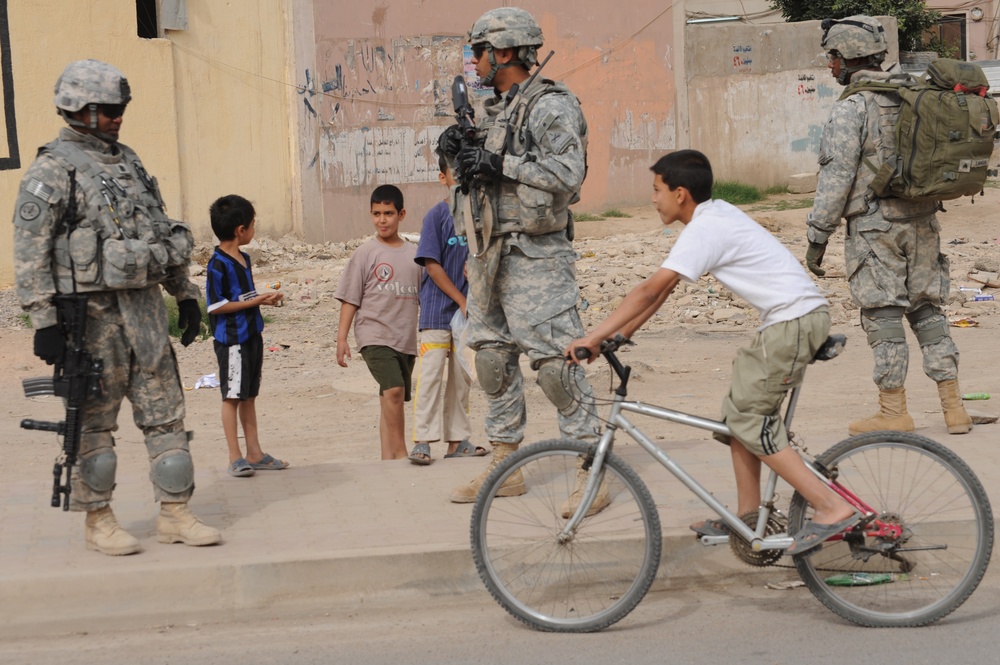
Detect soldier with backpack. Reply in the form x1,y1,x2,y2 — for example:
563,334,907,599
805,16,975,436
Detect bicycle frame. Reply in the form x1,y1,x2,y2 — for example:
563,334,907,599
561,345,876,550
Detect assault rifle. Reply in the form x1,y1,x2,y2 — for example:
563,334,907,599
451,74,486,253
451,74,479,194
21,293,104,510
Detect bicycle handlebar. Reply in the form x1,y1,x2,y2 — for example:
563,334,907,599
572,335,634,396
574,333,634,360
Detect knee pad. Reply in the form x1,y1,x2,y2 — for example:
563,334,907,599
906,304,948,347
150,449,194,494
475,348,517,397
79,449,117,493
536,359,576,413
861,306,906,347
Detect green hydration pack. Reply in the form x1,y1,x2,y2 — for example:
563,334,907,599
841,59,999,202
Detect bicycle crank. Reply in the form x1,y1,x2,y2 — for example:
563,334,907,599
730,511,787,567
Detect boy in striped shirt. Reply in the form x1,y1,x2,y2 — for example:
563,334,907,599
206,194,287,477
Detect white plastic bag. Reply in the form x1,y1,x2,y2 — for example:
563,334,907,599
450,309,476,383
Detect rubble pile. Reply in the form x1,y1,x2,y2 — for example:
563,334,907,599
194,211,998,340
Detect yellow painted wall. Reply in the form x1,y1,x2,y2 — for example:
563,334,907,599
0,0,298,288
168,1,297,243
0,0,180,287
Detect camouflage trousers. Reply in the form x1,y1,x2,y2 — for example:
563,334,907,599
69,286,192,511
845,212,959,390
466,247,599,445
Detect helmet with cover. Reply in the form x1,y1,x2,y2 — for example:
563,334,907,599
468,7,543,86
53,59,131,139
821,15,888,85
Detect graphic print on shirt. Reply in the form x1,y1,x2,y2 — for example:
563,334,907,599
375,263,394,283
374,262,418,297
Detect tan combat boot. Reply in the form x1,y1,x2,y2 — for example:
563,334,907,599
157,502,222,546
560,462,611,519
848,388,915,436
937,379,973,435
85,505,141,556
449,442,525,503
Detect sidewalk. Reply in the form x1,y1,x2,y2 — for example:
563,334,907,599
1,421,997,637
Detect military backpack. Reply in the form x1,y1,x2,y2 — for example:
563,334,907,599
841,58,999,202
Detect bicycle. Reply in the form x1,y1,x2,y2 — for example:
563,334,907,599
470,334,994,632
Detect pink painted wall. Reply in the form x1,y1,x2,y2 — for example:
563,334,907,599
296,2,680,243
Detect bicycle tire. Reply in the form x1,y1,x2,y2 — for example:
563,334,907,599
471,439,662,632
787,431,993,627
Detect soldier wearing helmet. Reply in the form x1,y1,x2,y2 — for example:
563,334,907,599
805,18,972,436
13,60,222,555
444,7,605,514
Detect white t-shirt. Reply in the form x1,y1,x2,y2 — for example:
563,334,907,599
661,199,828,329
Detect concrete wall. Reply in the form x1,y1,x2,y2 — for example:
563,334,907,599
168,1,298,242
295,1,682,242
684,18,898,187
3,2,978,286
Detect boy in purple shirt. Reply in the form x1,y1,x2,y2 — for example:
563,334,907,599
408,147,483,465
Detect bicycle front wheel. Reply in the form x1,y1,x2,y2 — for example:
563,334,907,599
787,431,993,627
471,439,662,632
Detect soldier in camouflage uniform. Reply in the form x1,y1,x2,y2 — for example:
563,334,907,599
805,17,972,436
13,60,221,555
444,7,605,513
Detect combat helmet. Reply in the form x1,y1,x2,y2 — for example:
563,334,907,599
54,59,131,139
821,16,888,85
468,7,543,86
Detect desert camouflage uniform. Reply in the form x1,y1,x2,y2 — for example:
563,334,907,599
13,128,200,511
806,70,958,390
457,79,599,445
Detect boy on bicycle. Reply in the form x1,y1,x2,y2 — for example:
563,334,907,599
566,150,858,554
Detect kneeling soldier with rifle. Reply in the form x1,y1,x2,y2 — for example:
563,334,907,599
14,60,220,555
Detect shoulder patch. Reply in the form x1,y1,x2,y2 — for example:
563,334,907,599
546,129,573,154
18,201,41,221
25,178,56,203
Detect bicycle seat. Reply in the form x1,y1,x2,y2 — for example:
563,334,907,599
812,334,846,362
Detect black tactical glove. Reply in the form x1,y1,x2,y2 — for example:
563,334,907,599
438,124,463,157
177,299,203,347
805,241,828,277
457,145,504,180
33,325,65,365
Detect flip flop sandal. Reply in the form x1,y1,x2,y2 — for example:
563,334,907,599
787,512,862,556
408,443,433,465
444,439,489,458
689,517,730,537
249,453,289,470
228,458,255,477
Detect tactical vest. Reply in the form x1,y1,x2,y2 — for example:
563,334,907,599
842,76,937,221
480,78,587,236
42,138,194,294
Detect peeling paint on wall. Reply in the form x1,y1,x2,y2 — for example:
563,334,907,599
610,108,674,151
320,124,445,188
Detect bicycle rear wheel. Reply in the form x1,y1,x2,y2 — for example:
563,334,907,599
471,439,661,632
787,431,993,627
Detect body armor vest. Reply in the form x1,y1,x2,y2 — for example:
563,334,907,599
43,139,193,294
480,78,587,236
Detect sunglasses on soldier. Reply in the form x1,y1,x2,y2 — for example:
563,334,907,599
472,44,489,59
97,103,127,119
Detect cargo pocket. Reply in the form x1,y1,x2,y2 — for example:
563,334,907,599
102,237,150,288
147,240,169,281
163,220,194,266
517,184,565,235
68,226,101,285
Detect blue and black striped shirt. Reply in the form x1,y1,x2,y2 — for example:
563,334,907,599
205,247,264,346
